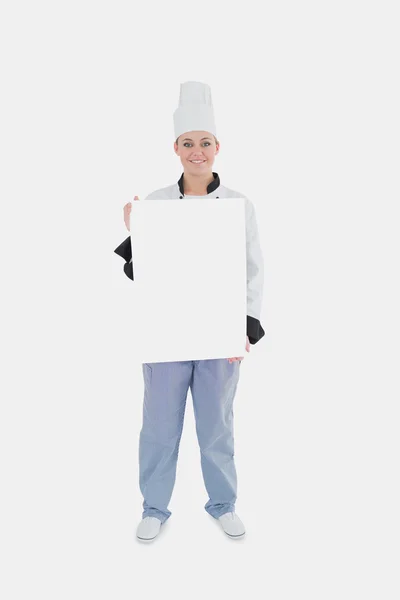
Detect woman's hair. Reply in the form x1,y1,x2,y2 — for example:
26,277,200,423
175,135,219,145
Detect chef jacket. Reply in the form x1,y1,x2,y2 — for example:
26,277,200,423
114,172,265,345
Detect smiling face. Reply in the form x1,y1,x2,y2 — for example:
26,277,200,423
174,130,220,172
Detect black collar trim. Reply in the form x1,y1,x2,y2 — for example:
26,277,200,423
178,172,220,197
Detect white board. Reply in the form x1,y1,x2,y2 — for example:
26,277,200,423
130,197,247,363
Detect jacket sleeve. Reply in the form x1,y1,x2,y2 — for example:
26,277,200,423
114,236,134,281
245,200,265,344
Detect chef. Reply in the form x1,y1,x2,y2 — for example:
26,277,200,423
114,81,265,542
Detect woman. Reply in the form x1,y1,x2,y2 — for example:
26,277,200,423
114,81,265,542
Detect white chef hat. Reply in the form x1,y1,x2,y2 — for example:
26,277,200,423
173,81,217,140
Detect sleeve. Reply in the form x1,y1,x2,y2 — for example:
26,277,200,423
245,199,265,344
114,193,156,281
114,236,134,281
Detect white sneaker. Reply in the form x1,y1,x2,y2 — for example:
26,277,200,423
218,512,246,538
136,516,162,542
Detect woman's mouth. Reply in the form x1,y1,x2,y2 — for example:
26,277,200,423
189,160,206,164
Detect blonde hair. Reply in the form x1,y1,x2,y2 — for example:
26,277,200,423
176,135,219,145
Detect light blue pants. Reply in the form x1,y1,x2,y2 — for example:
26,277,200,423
139,359,242,523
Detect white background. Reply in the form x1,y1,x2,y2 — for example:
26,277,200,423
1,1,399,598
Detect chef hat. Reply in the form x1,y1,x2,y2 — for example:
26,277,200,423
173,81,217,140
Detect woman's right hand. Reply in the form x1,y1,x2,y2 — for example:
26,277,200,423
124,195,139,231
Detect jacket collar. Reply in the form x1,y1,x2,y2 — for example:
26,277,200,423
178,172,220,197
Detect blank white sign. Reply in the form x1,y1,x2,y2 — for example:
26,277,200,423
130,197,247,363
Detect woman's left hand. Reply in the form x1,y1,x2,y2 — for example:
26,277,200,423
227,336,250,363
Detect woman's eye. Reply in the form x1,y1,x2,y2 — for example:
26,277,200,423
184,142,210,147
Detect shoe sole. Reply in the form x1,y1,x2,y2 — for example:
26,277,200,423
137,534,159,543
223,531,246,539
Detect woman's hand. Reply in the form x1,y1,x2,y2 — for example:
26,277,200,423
124,195,139,231
227,336,250,363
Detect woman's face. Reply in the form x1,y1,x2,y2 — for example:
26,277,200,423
174,130,219,172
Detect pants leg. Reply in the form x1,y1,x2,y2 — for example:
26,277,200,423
139,361,193,523
190,359,241,519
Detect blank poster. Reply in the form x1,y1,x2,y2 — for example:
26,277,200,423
130,197,247,363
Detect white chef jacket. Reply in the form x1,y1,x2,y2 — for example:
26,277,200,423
114,172,265,344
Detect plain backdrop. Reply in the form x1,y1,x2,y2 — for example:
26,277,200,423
1,1,399,599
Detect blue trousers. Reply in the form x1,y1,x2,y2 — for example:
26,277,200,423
139,359,241,523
